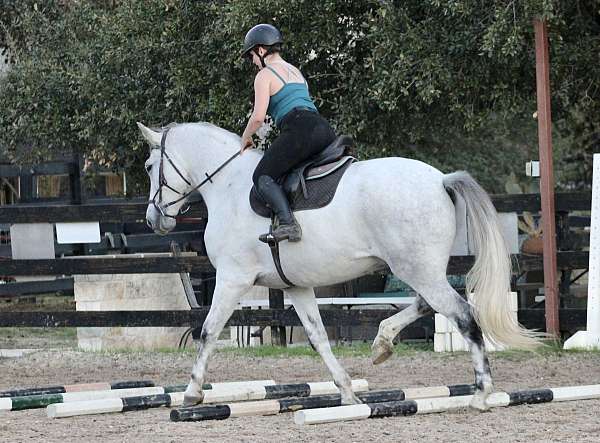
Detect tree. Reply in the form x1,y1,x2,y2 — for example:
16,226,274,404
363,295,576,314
0,0,598,194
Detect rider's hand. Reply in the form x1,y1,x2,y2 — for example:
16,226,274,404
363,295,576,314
240,136,254,154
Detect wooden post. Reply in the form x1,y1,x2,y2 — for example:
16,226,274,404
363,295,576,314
70,152,85,205
18,173,33,203
69,151,88,256
269,289,287,346
534,18,559,336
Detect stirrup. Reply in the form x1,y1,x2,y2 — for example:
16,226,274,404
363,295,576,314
259,232,277,244
259,222,302,243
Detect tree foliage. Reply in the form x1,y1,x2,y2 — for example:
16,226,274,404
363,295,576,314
0,0,598,194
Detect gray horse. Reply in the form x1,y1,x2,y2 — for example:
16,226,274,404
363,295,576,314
138,121,541,410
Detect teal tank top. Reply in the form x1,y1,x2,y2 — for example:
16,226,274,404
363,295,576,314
265,65,318,127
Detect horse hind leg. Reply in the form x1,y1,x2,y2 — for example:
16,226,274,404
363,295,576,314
409,279,493,411
286,286,360,405
372,294,433,364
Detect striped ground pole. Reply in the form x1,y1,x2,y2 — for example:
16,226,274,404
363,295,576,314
0,380,154,398
1,380,275,412
47,380,368,419
294,384,600,425
170,383,475,422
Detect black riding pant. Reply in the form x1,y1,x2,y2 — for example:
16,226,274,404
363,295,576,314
252,109,336,186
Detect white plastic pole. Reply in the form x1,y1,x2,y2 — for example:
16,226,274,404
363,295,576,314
47,398,124,418
295,385,600,425
587,154,600,336
564,153,600,349
294,404,371,425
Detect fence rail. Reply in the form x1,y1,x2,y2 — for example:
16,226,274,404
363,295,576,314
0,192,591,224
0,308,585,331
0,278,73,298
0,199,207,223
491,192,591,212
0,251,590,277
0,256,213,275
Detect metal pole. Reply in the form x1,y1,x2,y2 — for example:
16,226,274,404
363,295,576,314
534,19,559,336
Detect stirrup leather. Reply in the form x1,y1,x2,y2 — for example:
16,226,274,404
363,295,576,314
259,223,295,288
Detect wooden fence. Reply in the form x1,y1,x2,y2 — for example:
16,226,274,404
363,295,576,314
0,192,593,342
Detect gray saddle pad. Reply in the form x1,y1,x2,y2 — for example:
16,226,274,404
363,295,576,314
250,157,355,219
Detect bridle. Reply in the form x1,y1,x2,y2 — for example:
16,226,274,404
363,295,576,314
148,127,240,220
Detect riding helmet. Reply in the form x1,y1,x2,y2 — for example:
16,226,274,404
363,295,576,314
241,24,283,58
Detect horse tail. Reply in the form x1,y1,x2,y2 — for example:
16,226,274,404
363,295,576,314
443,171,544,350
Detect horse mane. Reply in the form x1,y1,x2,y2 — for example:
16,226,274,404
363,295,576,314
149,121,241,147
149,121,180,132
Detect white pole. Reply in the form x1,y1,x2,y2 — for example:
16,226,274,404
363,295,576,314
564,153,600,349
295,385,600,425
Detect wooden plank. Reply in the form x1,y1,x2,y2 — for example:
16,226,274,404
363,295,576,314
518,308,586,332
0,252,589,277
0,256,215,275
0,230,206,257
0,201,208,223
490,193,591,213
0,309,585,332
449,252,588,274
0,194,589,224
0,309,409,328
0,278,74,298
0,162,76,178
518,251,589,272
491,194,541,213
85,231,204,254
569,216,591,228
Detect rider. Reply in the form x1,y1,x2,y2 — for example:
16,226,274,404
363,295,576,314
240,24,336,243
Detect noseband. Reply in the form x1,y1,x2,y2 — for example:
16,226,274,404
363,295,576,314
149,127,240,219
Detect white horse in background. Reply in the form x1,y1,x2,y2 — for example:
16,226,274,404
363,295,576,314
138,121,541,410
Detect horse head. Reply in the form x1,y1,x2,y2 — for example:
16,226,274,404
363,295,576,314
137,122,193,235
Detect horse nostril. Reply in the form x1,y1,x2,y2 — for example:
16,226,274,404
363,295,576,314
146,219,153,229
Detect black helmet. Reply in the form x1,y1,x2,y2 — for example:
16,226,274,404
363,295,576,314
241,24,283,58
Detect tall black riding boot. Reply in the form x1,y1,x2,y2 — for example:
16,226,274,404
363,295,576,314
257,175,302,242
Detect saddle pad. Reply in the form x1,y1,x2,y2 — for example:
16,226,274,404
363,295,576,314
250,157,355,219
306,155,354,179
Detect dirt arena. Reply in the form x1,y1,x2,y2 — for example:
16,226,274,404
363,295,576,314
2,329,600,443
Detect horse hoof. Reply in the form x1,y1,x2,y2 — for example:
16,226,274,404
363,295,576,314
183,391,204,407
469,394,490,411
371,337,394,365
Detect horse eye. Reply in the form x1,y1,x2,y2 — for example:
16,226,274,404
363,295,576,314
145,164,152,173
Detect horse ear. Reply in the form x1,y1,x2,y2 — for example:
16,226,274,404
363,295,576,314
137,122,162,147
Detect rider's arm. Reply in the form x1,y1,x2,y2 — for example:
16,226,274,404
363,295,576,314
241,71,270,149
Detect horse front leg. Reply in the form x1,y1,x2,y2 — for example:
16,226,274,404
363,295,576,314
286,287,360,405
183,275,251,406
